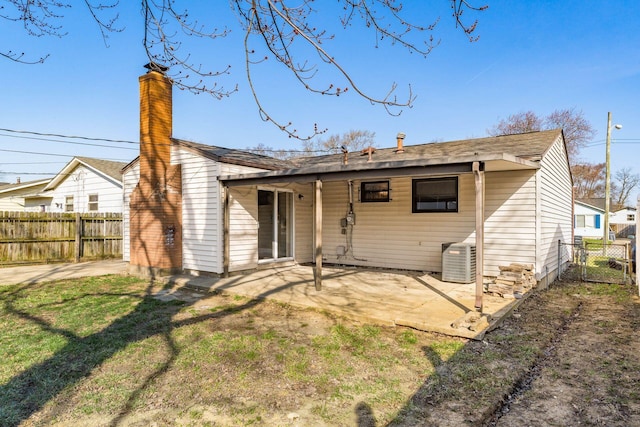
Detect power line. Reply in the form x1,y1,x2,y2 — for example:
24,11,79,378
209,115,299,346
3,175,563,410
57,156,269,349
0,171,57,176
0,126,340,156
0,148,130,161
584,139,640,148
0,162,66,165
0,133,138,151
0,127,138,145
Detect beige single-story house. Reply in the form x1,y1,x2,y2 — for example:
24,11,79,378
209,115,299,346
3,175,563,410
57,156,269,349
124,66,574,309
0,179,51,212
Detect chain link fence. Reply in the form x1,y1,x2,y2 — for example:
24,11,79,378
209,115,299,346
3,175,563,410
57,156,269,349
559,238,633,285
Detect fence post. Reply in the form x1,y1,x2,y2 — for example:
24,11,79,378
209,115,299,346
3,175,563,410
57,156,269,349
75,213,82,262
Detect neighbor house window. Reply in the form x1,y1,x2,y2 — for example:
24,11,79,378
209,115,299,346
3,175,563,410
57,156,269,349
412,177,458,213
88,194,99,211
575,214,599,229
65,196,74,212
627,214,635,221
361,181,390,203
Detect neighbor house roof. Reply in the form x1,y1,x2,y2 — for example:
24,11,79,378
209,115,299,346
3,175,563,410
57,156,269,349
44,157,129,191
220,129,564,186
0,179,51,195
576,198,607,211
575,199,605,213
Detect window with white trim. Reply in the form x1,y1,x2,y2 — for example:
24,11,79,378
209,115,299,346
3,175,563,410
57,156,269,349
88,194,99,211
65,196,74,212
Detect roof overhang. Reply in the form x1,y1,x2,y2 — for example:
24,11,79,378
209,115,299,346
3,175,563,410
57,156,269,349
220,153,539,187
0,179,51,195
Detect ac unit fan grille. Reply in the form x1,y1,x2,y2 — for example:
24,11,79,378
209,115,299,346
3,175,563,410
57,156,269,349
442,243,476,283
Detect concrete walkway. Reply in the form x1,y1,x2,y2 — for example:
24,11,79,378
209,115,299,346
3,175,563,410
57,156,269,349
0,260,128,285
166,265,526,340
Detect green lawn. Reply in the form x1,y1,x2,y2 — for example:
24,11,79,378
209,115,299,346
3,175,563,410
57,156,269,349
0,275,447,426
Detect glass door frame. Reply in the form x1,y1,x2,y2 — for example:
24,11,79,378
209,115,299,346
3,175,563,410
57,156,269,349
257,187,295,263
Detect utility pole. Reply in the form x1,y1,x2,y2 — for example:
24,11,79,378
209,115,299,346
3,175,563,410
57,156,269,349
604,112,622,243
604,112,612,243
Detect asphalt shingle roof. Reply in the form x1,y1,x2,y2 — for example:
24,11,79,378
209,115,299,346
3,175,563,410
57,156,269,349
75,157,129,182
292,129,562,168
173,139,295,170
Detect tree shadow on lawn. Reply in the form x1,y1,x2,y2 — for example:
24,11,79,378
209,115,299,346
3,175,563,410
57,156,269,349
0,278,272,427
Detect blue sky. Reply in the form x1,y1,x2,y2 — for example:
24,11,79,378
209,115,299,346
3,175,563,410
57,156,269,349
1,1,638,203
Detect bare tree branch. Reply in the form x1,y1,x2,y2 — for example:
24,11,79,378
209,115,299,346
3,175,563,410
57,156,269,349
572,162,605,199
488,108,596,164
612,167,640,209
4,1,488,139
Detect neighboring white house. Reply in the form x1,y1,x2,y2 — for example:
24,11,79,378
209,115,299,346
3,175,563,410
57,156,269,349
30,157,129,213
0,179,51,212
610,207,636,238
574,200,605,239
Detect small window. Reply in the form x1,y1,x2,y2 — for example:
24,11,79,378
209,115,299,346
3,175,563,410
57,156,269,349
412,177,458,213
575,214,599,229
361,181,390,203
65,196,74,212
88,194,99,211
627,214,635,222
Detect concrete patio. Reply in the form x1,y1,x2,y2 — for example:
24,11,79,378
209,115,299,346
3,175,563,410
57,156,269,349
166,265,527,340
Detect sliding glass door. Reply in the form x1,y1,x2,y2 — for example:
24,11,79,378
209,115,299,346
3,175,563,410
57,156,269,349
258,189,293,261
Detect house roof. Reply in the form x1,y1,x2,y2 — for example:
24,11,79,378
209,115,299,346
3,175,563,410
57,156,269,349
220,129,564,186
294,129,562,167
0,179,51,195
44,157,129,191
122,139,296,174
576,198,607,211
575,199,605,213
172,139,294,170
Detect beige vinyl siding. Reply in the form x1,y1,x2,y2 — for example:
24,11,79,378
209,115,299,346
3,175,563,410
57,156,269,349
228,186,259,271
122,162,140,262
317,171,539,276
484,170,537,276
227,182,314,270
171,147,276,274
538,136,573,279
221,163,272,272
174,147,223,273
320,175,476,271
0,183,48,211
294,183,314,263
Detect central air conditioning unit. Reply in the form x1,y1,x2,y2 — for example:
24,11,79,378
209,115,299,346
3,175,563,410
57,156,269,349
442,243,476,283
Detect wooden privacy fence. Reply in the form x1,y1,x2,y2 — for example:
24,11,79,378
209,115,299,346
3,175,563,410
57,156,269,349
0,212,123,265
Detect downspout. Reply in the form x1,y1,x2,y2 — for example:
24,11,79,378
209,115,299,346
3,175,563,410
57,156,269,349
473,161,484,311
